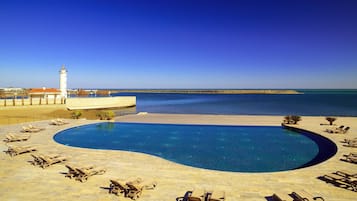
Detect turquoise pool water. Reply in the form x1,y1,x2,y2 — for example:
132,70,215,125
54,123,336,172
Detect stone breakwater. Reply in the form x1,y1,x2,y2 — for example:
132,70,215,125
112,89,301,94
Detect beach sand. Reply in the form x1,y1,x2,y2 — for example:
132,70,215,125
0,112,356,200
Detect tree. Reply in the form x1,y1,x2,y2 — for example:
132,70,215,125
96,110,115,120
291,115,301,124
71,110,82,119
283,115,292,124
326,117,336,125
104,110,115,120
283,115,301,124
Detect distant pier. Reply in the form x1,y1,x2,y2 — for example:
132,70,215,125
112,89,301,94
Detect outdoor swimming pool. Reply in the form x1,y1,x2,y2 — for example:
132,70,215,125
54,123,337,172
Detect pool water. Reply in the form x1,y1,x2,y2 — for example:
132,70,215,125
54,123,335,172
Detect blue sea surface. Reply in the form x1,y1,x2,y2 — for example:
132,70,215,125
54,123,331,172
113,89,357,116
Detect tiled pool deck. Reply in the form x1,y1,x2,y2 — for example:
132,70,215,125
0,114,356,200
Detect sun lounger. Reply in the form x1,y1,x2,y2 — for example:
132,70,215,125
325,125,350,134
270,194,288,201
126,180,157,200
109,179,131,197
325,125,344,133
75,167,106,182
30,154,44,166
30,153,62,166
337,126,350,134
65,165,78,178
291,192,324,201
341,154,357,164
323,173,346,181
50,119,69,125
343,138,357,144
3,133,31,142
176,190,206,201
109,177,142,197
65,165,94,179
206,190,225,201
176,191,193,201
21,125,45,133
5,145,37,157
347,152,357,157
335,170,357,178
345,141,357,148
39,155,67,168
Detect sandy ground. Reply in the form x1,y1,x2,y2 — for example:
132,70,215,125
0,110,356,201
0,105,70,125
0,105,120,125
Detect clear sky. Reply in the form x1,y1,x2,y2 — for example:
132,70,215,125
0,0,356,89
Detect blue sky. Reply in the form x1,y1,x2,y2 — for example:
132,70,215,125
0,0,356,89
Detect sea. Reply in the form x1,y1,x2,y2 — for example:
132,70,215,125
111,89,357,116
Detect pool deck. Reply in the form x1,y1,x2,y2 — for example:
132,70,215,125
0,113,356,200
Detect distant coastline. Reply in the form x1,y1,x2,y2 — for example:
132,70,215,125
112,89,301,94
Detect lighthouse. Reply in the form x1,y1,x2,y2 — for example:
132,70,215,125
59,65,68,98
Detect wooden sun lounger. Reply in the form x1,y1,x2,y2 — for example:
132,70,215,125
109,179,130,197
75,167,106,182
291,192,324,201
176,190,206,201
30,154,62,166
126,180,157,200
39,155,67,168
109,177,142,197
3,133,31,142
345,141,357,148
270,194,288,201
30,154,43,166
176,191,193,201
65,165,94,179
335,171,357,178
65,165,78,178
343,138,357,143
5,145,37,157
21,125,45,133
341,154,357,164
325,125,344,133
341,127,350,134
206,191,225,201
50,119,69,126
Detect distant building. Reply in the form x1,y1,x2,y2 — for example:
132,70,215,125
59,65,68,98
27,87,63,104
0,87,24,92
0,87,26,98
28,87,61,99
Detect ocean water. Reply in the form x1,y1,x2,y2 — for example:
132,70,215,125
113,89,357,116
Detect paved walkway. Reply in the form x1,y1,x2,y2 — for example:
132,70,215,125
0,114,356,201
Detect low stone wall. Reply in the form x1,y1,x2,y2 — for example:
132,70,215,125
66,96,136,110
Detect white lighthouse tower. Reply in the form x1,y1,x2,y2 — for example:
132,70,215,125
59,65,68,99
